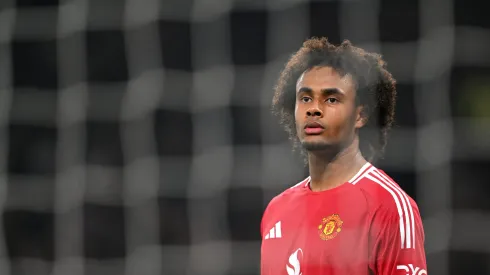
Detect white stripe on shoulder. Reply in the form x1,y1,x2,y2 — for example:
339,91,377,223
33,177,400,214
360,168,416,250
349,162,372,184
290,176,310,189
364,172,406,249
345,163,416,249
371,169,416,249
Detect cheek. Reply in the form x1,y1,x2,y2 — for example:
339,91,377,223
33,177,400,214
324,108,344,126
294,103,301,125
324,108,351,134
294,102,300,117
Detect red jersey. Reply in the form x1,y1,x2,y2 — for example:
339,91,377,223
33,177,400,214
260,163,427,275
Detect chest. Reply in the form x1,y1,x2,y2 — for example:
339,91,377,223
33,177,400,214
261,195,371,274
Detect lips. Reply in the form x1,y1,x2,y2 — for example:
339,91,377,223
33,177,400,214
304,121,324,135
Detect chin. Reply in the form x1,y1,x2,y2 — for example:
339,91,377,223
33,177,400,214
301,140,332,151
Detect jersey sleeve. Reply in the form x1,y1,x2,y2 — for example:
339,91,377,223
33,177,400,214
261,194,279,239
369,202,428,275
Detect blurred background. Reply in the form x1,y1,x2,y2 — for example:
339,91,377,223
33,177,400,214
0,0,489,274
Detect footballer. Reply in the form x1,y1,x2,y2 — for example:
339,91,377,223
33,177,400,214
260,37,427,275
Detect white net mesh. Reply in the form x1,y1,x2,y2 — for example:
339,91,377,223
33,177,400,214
1,0,489,274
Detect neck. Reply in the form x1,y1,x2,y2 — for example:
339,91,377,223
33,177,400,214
307,137,367,192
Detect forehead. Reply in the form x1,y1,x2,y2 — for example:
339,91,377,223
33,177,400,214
296,66,356,94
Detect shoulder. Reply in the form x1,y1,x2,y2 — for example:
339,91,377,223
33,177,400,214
262,176,308,218
261,177,308,234
265,176,309,211
353,164,425,248
352,164,419,214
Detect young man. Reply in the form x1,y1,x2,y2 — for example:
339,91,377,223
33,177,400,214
261,37,427,275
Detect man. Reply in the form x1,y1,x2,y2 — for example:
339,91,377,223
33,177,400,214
261,37,427,275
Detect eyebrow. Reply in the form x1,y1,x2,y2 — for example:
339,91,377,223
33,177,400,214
297,87,345,96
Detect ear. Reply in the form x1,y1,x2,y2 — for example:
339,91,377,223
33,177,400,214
355,105,369,129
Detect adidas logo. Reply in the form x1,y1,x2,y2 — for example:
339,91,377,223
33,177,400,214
264,221,282,239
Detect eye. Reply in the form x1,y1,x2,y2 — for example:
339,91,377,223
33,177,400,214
301,97,312,103
326,98,338,104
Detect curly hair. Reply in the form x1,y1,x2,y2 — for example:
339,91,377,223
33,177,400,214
272,37,397,162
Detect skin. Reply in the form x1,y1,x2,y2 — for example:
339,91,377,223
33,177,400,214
294,66,368,192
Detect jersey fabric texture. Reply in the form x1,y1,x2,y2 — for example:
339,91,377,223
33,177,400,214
260,163,427,275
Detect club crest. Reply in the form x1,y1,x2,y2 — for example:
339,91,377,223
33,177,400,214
318,214,343,241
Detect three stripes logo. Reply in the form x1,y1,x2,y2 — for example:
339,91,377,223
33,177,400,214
264,221,282,239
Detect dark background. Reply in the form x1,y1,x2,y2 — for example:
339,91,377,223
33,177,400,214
1,0,489,274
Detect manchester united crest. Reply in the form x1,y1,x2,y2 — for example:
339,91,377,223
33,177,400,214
318,214,343,241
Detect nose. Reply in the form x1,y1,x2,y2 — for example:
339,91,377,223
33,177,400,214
306,107,323,117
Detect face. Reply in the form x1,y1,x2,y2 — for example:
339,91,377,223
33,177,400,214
294,66,365,152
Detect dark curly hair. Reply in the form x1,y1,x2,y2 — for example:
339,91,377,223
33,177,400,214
272,37,397,163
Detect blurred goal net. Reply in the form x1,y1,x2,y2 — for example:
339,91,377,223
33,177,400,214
1,0,490,275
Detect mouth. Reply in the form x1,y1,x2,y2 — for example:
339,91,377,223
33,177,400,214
304,121,325,135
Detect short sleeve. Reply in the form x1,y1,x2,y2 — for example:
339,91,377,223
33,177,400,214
369,202,428,275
